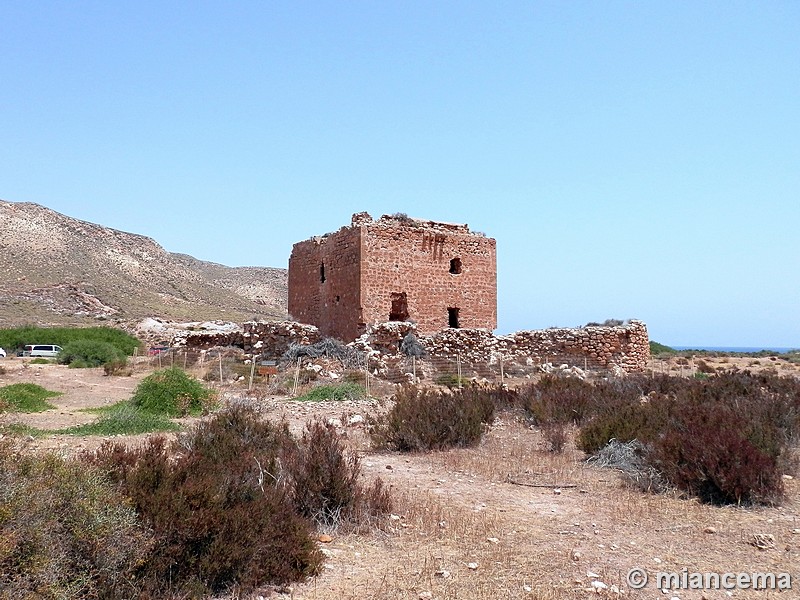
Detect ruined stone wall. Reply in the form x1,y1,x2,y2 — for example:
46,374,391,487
287,227,363,341
180,321,321,358
355,319,650,374
360,216,497,336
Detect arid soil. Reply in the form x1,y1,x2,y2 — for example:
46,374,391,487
1,355,799,600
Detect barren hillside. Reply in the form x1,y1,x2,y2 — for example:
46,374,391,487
0,200,287,327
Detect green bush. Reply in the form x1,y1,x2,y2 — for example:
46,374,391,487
0,383,61,413
0,325,140,356
0,438,154,599
131,367,215,417
294,382,365,402
58,339,126,368
370,384,495,451
649,341,676,354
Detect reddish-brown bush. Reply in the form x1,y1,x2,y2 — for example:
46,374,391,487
286,419,391,527
370,384,495,452
90,406,323,596
575,371,800,505
649,404,784,505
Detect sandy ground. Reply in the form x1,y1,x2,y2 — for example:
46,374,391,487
1,355,798,599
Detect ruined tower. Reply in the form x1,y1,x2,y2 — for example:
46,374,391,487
288,212,497,341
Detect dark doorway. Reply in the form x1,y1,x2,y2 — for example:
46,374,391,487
319,262,326,283
448,307,460,328
449,257,462,274
389,292,410,321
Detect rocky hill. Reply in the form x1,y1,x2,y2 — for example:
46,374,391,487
0,200,288,328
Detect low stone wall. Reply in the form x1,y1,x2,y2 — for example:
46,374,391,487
180,320,321,358
354,319,650,374
177,318,650,374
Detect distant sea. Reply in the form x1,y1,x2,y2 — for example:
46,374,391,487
672,346,796,354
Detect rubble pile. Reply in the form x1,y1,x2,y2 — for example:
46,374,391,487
242,320,321,357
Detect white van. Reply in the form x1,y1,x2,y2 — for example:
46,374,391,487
23,344,63,358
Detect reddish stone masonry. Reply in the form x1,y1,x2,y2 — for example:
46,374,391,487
288,212,497,342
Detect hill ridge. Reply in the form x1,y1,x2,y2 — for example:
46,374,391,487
0,199,287,327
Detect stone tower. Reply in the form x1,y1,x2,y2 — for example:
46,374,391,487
288,212,497,341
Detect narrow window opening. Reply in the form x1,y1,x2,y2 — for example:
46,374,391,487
335,295,340,302
448,307,460,329
320,262,326,283
449,257,462,274
389,292,410,321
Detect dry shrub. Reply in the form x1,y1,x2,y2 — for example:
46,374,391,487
0,438,153,599
103,358,132,376
649,404,784,505
370,384,495,452
84,404,391,596
88,406,323,596
285,419,391,528
541,421,568,453
579,371,800,505
521,375,649,442
696,359,716,373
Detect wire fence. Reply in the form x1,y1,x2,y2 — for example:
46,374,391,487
128,347,695,397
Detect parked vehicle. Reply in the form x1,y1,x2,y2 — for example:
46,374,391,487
22,344,63,358
0,347,6,358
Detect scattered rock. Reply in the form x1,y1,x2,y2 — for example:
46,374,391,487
570,549,581,561
347,414,364,426
750,533,776,550
467,562,478,570
591,580,607,590
703,526,717,534
434,569,451,579
318,534,333,543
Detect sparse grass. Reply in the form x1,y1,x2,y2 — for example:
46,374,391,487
294,382,366,402
434,373,471,388
0,383,61,413
60,402,180,436
0,422,47,437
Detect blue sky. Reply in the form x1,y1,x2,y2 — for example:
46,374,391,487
1,2,798,347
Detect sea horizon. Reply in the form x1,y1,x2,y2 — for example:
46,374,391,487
671,345,797,354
